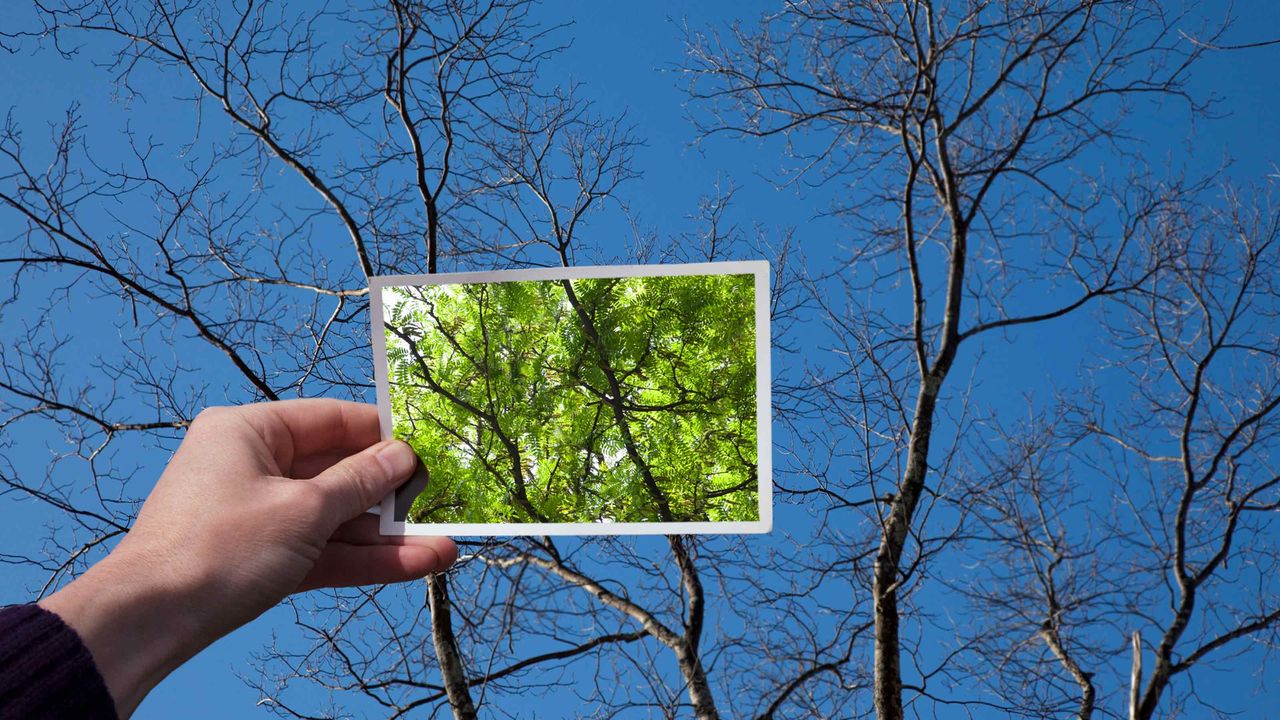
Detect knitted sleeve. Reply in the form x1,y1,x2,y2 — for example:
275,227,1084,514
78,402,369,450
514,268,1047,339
0,603,118,719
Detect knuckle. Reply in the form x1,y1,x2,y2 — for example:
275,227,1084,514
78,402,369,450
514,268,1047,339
191,405,230,428
328,456,376,509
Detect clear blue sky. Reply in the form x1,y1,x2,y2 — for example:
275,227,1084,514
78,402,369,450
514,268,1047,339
3,1,1280,718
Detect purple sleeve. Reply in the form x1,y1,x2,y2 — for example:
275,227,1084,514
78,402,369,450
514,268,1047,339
0,603,118,719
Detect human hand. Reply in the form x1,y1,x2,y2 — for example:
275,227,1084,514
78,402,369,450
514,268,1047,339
38,399,456,718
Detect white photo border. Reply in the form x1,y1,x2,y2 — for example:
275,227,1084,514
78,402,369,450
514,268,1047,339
371,260,772,536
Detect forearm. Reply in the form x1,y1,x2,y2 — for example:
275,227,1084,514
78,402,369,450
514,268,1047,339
38,546,210,718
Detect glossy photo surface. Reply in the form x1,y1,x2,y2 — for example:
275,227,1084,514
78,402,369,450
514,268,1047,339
371,261,771,535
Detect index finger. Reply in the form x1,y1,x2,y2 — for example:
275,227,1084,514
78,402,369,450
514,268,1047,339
242,399,383,471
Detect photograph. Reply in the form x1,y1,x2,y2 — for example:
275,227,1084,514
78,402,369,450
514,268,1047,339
371,261,771,535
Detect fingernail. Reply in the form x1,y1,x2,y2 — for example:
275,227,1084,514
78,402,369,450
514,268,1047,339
376,441,419,479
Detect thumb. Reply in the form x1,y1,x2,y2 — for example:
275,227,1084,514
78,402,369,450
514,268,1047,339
310,440,419,529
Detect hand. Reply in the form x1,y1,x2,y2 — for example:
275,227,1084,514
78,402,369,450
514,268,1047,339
38,399,456,718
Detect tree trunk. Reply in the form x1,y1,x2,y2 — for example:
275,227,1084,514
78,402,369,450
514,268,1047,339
427,573,478,720
1128,631,1142,720
872,376,943,720
677,648,722,720
670,536,720,720
1039,625,1095,720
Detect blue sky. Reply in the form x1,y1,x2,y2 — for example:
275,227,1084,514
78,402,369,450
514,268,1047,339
3,1,1280,718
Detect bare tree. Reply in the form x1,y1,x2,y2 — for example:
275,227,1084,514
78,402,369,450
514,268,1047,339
944,411,1124,719
6,2,564,717
939,185,1280,719
686,1,1213,717
1075,187,1280,718
2,2,817,719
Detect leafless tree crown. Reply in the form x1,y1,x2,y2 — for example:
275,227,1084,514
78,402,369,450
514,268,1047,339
3,1,1278,719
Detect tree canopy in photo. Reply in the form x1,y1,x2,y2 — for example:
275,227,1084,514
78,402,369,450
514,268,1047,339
382,272,759,524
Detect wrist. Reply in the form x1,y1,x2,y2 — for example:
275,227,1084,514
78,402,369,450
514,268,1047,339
38,546,210,718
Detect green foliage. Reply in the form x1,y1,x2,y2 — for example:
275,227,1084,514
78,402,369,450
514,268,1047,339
383,273,759,524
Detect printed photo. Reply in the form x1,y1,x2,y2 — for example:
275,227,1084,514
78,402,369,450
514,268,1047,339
371,261,771,535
